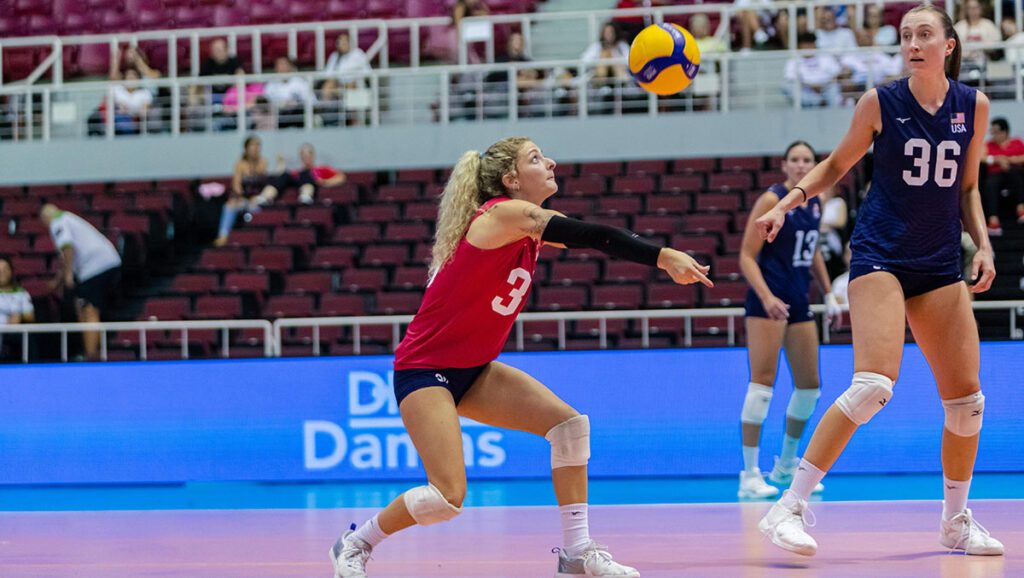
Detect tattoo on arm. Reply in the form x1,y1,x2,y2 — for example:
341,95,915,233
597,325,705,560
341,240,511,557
521,205,552,237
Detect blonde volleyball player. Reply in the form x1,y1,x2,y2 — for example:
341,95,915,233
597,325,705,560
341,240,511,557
330,137,712,577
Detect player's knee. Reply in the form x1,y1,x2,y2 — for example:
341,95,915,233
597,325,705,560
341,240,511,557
835,371,894,425
404,483,463,526
740,382,773,425
786,386,821,421
943,390,985,437
546,414,590,469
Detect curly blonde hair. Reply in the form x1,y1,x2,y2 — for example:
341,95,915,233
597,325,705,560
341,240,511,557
429,137,530,275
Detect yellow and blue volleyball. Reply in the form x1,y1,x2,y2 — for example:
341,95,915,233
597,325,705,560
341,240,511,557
628,23,701,95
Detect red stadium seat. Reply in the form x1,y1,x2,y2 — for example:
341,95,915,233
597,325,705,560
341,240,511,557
310,246,357,269
701,280,747,307
340,268,389,292
223,272,271,296
660,174,704,193
264,294,315,319
647,283,698,308
361,245,408,267
374,291,422,314
333,224,381,245
391,266,428,290
549,261,600,286
142,296,191,320
532,286,587,311
646,194,690,215
319,293,367,316
197,248,246,272
385,222,431,243
592,284,644,310
604,261,650,284
249,247,293,273
172,273,219,296
284,271,334,295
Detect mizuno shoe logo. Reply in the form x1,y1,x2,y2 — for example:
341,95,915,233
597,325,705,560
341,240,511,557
946,484,957,489
798,466,807,471
972,410,982,416
897,117,911,123
879,398,888,406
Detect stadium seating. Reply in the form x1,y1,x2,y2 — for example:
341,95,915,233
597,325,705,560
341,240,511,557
6,151,1022,359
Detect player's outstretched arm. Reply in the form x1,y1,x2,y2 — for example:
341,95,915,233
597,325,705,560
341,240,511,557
475,199,712,287
756,90,879,243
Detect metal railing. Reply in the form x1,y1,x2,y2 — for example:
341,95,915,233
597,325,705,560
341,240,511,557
2,301,1021,363
0,15,451,86
0,319,273,363
4,38,1024,142
272,300,1024,358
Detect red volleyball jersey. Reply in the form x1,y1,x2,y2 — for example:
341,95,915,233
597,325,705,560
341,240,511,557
394,197,541,370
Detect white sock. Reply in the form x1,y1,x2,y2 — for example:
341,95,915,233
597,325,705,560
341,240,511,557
779,434,800,464
786,459,826,502
742,445,760,473
351,514,389,548
559,503,590,557
942,477,972,521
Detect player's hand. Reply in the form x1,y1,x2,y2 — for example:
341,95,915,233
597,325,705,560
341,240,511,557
657,249,713,287
754,207,787,243
761,294,790,320
824,291,843,327
969,246,996,294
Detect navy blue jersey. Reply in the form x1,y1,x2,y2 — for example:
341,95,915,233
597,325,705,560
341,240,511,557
756,183,822,302
851,78,977,273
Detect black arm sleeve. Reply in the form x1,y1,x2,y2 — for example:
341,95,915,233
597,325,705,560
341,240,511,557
541,216,662,267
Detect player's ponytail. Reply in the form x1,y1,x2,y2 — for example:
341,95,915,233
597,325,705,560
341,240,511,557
906,4,960,81
946,23,962,81
430,136,530,275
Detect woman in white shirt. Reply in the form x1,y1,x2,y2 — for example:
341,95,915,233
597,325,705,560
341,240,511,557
954,0,1002,73
264,57,316,128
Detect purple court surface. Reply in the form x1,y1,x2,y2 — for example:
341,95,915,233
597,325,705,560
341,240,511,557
1,500,1020,577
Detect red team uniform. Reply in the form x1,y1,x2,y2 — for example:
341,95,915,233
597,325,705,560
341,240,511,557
393,197,542,404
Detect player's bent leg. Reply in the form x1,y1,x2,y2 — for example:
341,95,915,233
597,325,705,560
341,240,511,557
772,322,823,492
331,387,467,577
456,363,639,577
906,282,1004,555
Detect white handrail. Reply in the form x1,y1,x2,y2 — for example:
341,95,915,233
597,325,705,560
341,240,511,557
272,300,1024,357
2,301,1021,363
3,39,1023,142
0,319,273,363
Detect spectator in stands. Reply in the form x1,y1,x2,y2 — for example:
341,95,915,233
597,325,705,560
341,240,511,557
1002,17,1024,64
856,4,897,47
215,136,269,247
483,31,545,118
735,0,776,50
110,68,153,135
581,22,632,113
839,32,902,103
955,0,1001,76
40,204,122,361
264,57,316,129
252,143,347,206
983,117,1024,236
430,0,490,63
691,13,728,55
0,257,35,362
188,38,246,132
110,45,165,134
814,6,857,52
320,32,373,126
783,32,842,108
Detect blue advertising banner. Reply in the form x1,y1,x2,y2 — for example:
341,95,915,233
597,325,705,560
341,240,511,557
1,343,1021,485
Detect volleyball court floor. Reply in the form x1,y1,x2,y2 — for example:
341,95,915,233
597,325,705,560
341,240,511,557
2,474,1021,578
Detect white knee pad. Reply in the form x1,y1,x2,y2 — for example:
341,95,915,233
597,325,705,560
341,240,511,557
943,391,985,437
835,372,894,425
403,483,461,526
545,414,590,469
740,383,773,425
786,387,821,421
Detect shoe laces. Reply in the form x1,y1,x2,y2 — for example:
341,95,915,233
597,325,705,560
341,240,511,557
341,536,373,568
947,510,991,554
579,541,616,566
782,493,816,529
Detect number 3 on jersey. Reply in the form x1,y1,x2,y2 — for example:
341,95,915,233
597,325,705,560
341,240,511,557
903,139,960,187
491,267,532,316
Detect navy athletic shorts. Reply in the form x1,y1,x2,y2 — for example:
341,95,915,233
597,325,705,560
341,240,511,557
393,363,490,407
848,262,963,299
744,289,814,325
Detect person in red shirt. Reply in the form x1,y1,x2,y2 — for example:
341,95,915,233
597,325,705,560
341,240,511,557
329,136,712,578
984,117,1024,235
253,143,346,206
